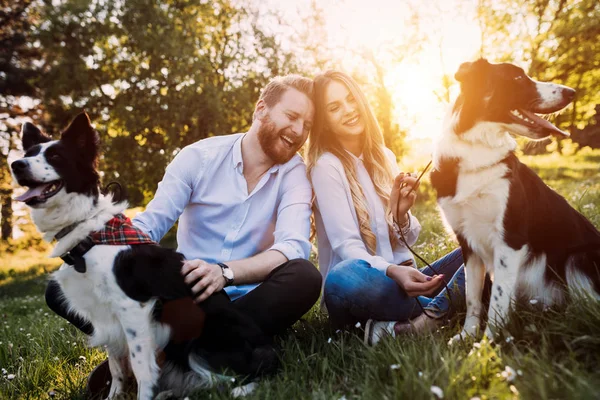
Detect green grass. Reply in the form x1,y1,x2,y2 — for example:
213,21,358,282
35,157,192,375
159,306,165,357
1,149,599,399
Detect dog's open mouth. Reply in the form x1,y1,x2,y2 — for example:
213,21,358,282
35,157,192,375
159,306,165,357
15,180,64,204
508,109,569,137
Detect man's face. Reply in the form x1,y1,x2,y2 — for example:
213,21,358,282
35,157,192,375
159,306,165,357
257,88,314,164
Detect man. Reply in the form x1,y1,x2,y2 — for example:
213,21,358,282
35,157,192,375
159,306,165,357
133,74,321,335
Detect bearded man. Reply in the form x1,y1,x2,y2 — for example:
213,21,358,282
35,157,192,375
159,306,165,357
133,74,320,332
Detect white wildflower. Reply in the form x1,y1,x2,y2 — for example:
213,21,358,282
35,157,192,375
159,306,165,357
430,385,444,399
390,364,400,370
327,338,332,344
529,299,538,305
355,322,361,328
418,371,423,378
53,357,59,361
469,397,481,400
501,366,516,382
79,356,86,362
1,368,6,375
7,374,15,380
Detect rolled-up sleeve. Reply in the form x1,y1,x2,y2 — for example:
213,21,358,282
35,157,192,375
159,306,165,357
132,147,199,242
394,211,422,247
311,157,392,274
269,162,313,260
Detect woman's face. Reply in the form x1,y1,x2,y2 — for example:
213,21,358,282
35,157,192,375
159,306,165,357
323,80,365,139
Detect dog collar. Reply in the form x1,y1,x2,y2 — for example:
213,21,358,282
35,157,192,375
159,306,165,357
60,236,95,273
58,214,154,274
55,221,84,241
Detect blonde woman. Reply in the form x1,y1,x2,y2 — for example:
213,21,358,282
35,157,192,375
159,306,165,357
306,71,465,345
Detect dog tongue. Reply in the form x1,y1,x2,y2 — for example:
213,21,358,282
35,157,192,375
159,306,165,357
14,184,49,202
520,109,570,137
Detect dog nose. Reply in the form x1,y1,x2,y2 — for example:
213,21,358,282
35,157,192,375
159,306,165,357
563,87,576,101
11,159,27,173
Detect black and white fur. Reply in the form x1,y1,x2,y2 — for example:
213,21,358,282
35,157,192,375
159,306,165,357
10,113,275,399
431,59,600,342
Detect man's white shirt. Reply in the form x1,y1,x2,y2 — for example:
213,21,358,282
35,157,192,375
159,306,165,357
133,133,313,300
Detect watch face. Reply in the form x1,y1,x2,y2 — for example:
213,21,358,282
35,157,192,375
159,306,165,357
223,268,234,280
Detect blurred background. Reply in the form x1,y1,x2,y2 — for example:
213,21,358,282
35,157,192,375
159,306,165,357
1,0,599,243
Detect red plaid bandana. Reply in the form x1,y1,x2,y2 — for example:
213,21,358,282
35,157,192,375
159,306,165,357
89,213,155,245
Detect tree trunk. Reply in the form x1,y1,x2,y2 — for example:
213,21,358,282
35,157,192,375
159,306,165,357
1,189,12,241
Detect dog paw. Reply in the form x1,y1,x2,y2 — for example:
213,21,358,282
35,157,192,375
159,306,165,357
154,390,175,400
483,327,495,343
231,382,258,398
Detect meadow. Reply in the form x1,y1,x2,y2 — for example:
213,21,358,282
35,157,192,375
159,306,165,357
1,148,599,400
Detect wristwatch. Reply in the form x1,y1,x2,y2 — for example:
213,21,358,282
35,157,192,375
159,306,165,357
218,262,234,287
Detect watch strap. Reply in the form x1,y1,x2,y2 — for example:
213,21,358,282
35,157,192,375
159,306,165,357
217,262,234,286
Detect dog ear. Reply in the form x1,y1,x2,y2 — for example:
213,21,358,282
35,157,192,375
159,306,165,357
455,62,473,83
21,122,51,151
61,112,100,159
455,58,490,83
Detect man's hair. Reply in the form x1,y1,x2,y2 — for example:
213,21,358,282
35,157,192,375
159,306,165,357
256,74,313,114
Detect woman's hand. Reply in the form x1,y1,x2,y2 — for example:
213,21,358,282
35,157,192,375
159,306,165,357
386,264,444,297
390,173,420,224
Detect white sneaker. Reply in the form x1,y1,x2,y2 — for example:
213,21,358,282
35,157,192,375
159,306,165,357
364,319,397,346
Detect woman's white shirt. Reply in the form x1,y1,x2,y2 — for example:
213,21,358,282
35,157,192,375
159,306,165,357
311,147,421,282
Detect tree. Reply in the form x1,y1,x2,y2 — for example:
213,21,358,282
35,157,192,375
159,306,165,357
33,0,305,205
0,0,45,242
476,0,600,154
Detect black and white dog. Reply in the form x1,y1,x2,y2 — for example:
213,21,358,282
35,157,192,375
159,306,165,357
10,113,276,399
431,59,600,342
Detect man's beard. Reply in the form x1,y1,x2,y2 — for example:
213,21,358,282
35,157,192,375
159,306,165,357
257,116,298,164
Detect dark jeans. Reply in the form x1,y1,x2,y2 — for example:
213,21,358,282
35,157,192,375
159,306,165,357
45,258,322,337
324,248,465,327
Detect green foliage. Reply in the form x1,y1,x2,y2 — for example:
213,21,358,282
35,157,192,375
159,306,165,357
477,0,600,146
31,0,305,205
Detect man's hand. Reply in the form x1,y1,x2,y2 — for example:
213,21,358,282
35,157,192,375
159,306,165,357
181,259,225,303
390,172,420,223
386,264,444,297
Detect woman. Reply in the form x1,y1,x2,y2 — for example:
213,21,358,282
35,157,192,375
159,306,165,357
306,71,465,345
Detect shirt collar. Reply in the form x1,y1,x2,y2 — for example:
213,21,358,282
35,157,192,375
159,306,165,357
232,133,281,174
232,134,244,169
344,148,364,161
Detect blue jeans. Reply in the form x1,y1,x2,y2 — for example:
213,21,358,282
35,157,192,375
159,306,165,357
323,248,465,327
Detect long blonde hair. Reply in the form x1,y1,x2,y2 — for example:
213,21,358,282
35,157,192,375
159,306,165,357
306,71,397,254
